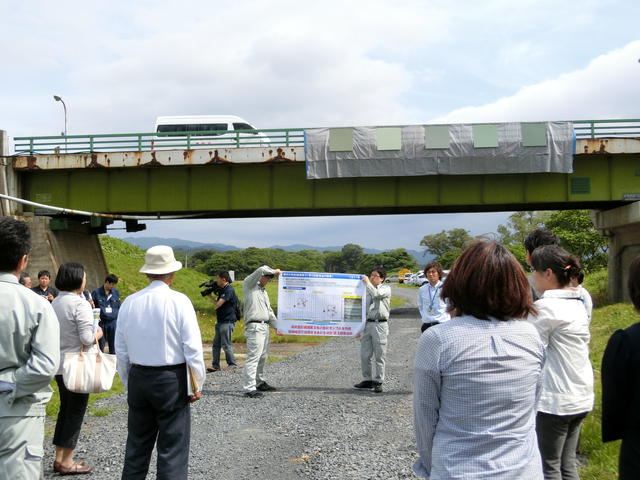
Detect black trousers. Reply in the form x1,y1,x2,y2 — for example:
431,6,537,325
421,322,438,333
98,319,117,354
53,375,89,448
122,364,190,480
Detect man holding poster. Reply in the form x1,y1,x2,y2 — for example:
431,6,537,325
354,268,391,394
242,265,281,398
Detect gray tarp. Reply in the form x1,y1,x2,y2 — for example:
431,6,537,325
305,122,575,179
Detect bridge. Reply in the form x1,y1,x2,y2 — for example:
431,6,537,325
1,118,640,301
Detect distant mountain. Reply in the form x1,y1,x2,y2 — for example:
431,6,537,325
118,237,432,266
119,237,239,252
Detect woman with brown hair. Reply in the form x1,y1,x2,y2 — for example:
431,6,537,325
602,256,640,479
413,240,544,479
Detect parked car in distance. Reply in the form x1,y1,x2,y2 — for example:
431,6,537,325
413,271,427,286
403,272,413,284
384,276,399,283
152,115,270,149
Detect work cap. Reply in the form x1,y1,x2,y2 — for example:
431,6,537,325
139,245,183,274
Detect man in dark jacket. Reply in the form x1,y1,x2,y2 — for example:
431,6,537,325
92,274,120,354
207,271,239,372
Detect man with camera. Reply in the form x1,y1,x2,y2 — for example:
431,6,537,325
242,265,280,398
204,271,239,372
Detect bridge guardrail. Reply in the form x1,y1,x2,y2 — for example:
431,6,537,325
12,128,306,155
573,119,640,139
11,119,640,155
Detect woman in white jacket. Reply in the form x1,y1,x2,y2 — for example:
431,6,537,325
528,245,594,480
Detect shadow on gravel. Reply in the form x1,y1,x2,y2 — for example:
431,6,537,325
391,307,419,317
200,386,412,397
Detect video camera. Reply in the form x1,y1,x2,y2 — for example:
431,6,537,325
199,280,223,297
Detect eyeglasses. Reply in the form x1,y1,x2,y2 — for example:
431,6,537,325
370,274,381,278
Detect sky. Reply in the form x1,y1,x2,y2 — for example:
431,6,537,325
1,1,639,250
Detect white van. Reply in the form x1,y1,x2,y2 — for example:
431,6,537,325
152,115,270,149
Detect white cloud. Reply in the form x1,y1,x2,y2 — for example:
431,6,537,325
432,40,640,123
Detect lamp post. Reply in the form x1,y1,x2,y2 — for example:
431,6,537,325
53,95,68,135
53,95,68,152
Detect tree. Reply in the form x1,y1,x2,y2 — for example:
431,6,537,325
323,251,344,273
358,248,417,274
341,244,364,272
497,211,551,245
419,228,473,268
544,210,607,272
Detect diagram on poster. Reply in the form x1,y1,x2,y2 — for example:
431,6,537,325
277,271,366,337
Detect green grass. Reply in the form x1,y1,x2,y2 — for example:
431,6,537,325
583,268,609,309
579,302,637,479
46,375,125,418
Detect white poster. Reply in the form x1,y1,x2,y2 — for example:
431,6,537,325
276,271,366,336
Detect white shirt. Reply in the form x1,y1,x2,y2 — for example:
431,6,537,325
417,281,450,324
575,285,593,321
528,289,594,415
115,281,205,391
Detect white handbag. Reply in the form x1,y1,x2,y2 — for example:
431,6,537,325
62,340,117,394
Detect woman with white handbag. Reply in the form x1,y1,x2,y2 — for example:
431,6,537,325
51,262,103,476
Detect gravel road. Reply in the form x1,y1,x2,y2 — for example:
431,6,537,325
44,286,421,480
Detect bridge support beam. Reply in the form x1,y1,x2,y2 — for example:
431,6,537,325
593,201,640,303
15,214,108,291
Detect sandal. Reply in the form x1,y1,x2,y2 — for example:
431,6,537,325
57,461,93,475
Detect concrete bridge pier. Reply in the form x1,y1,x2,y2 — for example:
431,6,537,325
593,201,640,303
15,215,109,292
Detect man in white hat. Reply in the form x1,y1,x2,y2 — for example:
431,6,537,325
115,245,205,480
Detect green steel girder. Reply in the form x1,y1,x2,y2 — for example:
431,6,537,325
20,153,640,218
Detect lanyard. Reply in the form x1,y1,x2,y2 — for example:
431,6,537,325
428,284,440,310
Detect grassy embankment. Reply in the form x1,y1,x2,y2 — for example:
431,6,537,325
577,268,627,479
46,236,405,417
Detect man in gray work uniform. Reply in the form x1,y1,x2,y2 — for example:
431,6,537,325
0,217,60,479
242,265,281,398
354,267,391,393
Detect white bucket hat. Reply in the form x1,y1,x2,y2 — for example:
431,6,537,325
139,245,183,274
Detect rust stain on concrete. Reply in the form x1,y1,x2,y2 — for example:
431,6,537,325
265,147,296,163
205,150,231,164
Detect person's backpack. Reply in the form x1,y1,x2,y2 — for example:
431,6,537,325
234,295,243,321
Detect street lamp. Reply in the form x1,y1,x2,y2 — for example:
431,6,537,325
53,95,68,136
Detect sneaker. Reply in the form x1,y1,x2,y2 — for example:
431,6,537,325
257,382,277,392
373,383,383,393
227,364,238,369
207,367,220,373
354,380,374,389
244,390,263,398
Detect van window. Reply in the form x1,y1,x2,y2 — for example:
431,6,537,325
233,123,258,134
156,123,229,136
